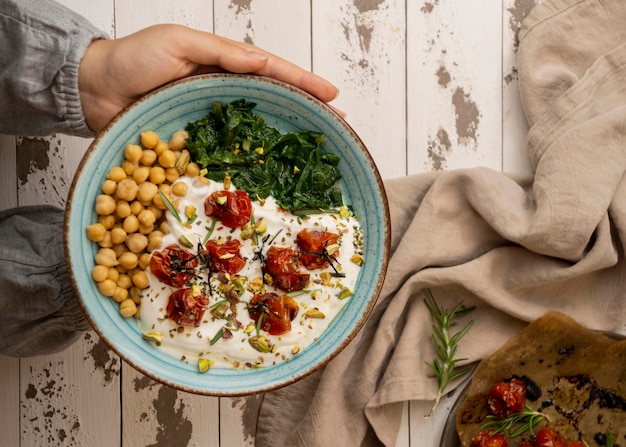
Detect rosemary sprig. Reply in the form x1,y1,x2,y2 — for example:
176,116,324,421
158,190,183,225
424,289,475,418
480,405,546,438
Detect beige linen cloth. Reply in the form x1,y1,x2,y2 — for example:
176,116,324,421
255,0,626,445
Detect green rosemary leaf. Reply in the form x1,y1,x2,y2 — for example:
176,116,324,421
424,289,475,418
202,219,217,245
158,190,183,224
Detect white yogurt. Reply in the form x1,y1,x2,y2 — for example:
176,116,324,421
138,175,364,369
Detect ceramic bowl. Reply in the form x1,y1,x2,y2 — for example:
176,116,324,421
65,74,390,395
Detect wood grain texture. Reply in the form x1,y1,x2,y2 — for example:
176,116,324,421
1,0,545,446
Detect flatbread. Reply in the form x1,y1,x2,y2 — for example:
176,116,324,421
456,310,626,446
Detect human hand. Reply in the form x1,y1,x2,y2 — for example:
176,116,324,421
78,24,339,131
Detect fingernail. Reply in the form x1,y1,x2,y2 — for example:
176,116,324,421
246,50,269,61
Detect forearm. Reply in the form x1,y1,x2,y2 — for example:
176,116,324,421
0,0,108,137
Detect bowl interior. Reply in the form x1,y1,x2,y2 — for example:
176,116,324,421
66,74,389,395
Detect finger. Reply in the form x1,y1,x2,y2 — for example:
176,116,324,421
179,29,339,103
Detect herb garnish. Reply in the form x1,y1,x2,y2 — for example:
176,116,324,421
480,405,546,438
185,99,343,213
424,289,475,418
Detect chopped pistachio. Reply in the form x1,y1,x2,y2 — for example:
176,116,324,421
240,226,254,240
351,254,364,266
216,195,227,205
219,253,235,260
291,344,301,355
339,206,351,218
248,277,264,292
304,308,326,319
198,358,214,373
338,287,353,300
210,301,229,319
325,243,340,255
254,217,267,234
184,205,197,221
249,335,273,353
142,332,163,345
244,322,256,334
178,234,194,248
263,273,274,286
174,150,190,174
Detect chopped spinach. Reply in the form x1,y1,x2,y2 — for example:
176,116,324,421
185,99,343,213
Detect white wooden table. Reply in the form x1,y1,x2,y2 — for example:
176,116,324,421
0,1,537,445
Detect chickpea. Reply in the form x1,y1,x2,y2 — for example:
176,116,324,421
124,143,143,163
138,223,154,235
98,214,116,230
171,181,188,197
159,221,170,234
130,200,144,216
158,149,176,168
126,233,148,253
140,130,159,149
101,179,117,195
138,253,151,270
123,214,140,233
121,160,136,176
117,274,133,289
119,298,138,317
185,162,200,177
138,209,156,227
106,166,126,182
147,231,163,252
112,243,128,259
132,271,150,289
110,227,127,245
95,194,116,215
118,251,139,270
165,167,180,183
140,149,157,166
86,223,106,242
112,287,129,303
94,248,117,268
115,200,131,219
168,130,188,151
107,267,120,282
91,265,109,282
98,231,113,248
194,175,210,186
97,279,117,297
132,165,150,183
116,178,139,201
149,166,166,185
154,140,169,156
130,287,142,305
137,181,159,204
146,205,163,221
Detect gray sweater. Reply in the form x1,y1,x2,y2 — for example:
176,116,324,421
0,0,107,356
0,0,107,136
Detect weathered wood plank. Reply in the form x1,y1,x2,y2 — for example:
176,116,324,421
0,133,19,447
407,0,503,175
502,0,535,174
16,1,119,446
312,0,407,180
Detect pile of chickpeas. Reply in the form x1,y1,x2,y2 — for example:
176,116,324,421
85,129,200,318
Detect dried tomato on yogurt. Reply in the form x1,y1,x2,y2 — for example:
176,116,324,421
488,378,527,418
205,239,246,275
296,228,340,270
150,244,198,288
166,287,209,327
204,189,252,228
263,246,309,292
248,292,299,335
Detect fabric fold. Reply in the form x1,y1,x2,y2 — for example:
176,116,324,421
256,0,626,445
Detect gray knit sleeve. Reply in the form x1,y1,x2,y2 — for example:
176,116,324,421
0,206,90,357
0,0,109,137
